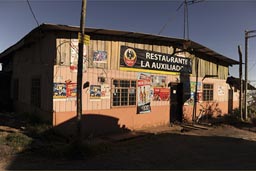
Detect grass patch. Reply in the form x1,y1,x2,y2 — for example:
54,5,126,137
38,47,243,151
5,132,32,153
0,112,111,160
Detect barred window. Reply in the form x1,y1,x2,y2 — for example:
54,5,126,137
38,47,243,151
203,84,213,101
112,79,136,107
31,78,41,107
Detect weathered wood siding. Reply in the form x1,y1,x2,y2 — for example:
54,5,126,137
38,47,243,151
56,35,229,79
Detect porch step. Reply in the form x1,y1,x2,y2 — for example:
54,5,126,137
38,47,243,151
181,123,211,132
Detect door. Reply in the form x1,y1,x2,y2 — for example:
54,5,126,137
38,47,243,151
170,83,183,123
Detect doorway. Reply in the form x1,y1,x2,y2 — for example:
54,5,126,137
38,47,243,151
169,83,183,123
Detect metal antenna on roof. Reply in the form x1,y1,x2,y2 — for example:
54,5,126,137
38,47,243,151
179,0,205,40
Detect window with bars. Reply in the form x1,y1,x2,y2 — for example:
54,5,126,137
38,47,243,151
31,78,41,107
203,84,213,101
112,79,136,107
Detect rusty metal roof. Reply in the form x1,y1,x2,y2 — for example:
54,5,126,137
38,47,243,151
0,23,239,65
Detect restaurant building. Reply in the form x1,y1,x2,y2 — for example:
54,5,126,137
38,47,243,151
0,24,239,135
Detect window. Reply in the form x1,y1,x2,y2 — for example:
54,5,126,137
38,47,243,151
112,79,136,107
203,84,213,101
31,78,41,107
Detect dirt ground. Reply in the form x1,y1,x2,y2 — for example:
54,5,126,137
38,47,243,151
1,124,256,170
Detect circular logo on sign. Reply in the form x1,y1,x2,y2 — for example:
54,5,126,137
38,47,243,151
123,48,137,67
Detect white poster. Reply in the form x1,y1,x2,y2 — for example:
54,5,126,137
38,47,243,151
70,39,87,72
218,86,225,96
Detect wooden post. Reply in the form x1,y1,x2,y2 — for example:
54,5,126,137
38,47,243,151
238,45,243,120
77,0,87,137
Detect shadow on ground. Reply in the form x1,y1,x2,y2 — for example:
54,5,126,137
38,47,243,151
6,130,256,170
3,114,131,170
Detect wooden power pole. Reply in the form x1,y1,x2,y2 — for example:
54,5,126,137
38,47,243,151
77,0,87,137
238,45,243,120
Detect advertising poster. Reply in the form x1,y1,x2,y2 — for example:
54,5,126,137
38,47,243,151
70,39,87,72
101,84,110,99
53,83,66,98
137,73,151,114
190,81,202,92
185,81,202,105
93,51,107,63
218,86,225,95
153,87,170,101
90,85,101,100
151,75,170,101
66,83,77,98
120,46,192,74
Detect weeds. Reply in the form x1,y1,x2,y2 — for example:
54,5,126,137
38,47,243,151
5,132,32,153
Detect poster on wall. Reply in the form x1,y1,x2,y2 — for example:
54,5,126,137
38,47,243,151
70,39,87,72
101,84,110,99
137,73,151,114
184,81,202,105
53,83,66,98
66,83,77,98
153,87,170,101
218,86,225,95
120,46,192,74
93,51,107,63
151,75,170,101
90,85,101,100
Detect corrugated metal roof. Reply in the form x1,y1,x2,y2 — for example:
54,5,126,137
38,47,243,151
0,23,239,65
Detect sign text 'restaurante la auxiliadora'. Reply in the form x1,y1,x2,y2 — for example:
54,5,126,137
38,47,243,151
120,46,192,74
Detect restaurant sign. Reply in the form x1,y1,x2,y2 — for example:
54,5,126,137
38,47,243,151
120,46,192,74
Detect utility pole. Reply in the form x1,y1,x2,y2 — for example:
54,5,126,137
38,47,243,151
192,57,199,123
184,0,189,40
244,31,248,120
244,30,256,120
77,0,87,137
238,45,243,120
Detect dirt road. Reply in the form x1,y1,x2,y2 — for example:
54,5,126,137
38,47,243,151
2,124,256,170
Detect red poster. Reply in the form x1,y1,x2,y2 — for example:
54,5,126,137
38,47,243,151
153,88,170,101
66,83,77,98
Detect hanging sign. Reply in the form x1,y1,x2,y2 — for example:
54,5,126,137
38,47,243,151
120,46,192,74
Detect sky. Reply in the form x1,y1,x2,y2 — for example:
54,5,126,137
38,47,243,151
0,0,256,83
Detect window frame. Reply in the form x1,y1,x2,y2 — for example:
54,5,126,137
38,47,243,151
202,83,214,101
111,79,137,108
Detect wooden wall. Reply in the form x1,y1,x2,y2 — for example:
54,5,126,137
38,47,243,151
56,34,229,80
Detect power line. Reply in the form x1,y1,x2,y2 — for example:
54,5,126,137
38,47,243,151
26,0,40,26
158,1,184,35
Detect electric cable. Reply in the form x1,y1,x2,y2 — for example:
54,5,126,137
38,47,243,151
26,0,40,26
158,1,184,35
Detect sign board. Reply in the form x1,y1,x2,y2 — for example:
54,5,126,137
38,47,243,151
120,46,192,74
78,33,90,45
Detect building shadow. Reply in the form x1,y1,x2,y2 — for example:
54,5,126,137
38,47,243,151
5,131,256,170
5,113,131,170
54,114,131,139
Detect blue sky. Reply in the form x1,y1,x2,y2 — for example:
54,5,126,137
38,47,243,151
0,0,256,82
